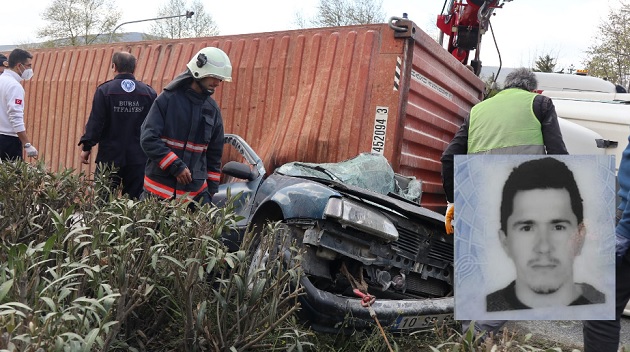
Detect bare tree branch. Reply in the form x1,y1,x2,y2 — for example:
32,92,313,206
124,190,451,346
294,0,385,29
38,0,121,46
149,0,219,39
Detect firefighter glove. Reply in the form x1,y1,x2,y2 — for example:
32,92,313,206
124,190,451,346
445,202,454,235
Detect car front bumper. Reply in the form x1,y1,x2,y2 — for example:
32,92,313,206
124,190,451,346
298,274,454,332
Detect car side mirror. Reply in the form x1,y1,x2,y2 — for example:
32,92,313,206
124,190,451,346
222,161,256,181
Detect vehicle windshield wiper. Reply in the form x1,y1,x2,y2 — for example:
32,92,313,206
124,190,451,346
290,163,341,181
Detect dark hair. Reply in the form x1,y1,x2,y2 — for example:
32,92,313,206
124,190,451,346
500,157,583,233
503,67,537,91
8,48,32,68
112,52,136,74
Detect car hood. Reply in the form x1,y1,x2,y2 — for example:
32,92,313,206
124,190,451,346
306,177,445,226
274,153,445,226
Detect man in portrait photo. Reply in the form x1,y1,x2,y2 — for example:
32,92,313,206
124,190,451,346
453,154,615,321
486,157,605,312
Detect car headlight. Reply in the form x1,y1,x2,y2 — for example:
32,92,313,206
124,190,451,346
324,198,398,242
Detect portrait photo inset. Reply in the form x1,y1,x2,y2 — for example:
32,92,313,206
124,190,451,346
454,155,615,321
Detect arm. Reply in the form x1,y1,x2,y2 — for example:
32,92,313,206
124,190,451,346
6,85,31,146
616,144,630,263
205,110,224,194
78,87,108,163
533,95,568,155
140,96,188,178
440,117,470,203
78,87,108,151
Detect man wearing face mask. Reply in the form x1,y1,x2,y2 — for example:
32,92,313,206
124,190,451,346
140,47,231,205
0,48,37,161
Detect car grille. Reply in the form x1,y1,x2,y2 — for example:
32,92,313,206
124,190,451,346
392,226,425,258
406,273,451,297
393,226,453,264
428,239,454,263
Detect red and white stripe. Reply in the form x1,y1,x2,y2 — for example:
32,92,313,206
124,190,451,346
144,176,208,201
161,137,207,153
159,152,178,170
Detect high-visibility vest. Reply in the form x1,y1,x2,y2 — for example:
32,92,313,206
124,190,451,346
468,88,544,154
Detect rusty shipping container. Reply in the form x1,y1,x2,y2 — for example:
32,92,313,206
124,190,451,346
15,18,484,211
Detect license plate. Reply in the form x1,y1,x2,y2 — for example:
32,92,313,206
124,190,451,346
391,313,454,330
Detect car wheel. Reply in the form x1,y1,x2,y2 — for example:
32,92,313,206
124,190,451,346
247,222,291,278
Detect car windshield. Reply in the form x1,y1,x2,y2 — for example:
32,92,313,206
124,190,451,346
275,153,422,202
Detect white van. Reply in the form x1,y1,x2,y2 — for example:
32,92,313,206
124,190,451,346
480,67,619,93
542,90,630,102
534,72,618,93
549,97,630,171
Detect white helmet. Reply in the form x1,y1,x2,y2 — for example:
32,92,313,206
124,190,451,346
187,47,232,82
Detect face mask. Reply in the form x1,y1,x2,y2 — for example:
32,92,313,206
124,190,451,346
21,68,34,81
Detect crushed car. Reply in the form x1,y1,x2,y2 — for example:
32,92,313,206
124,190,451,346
213,134,454,332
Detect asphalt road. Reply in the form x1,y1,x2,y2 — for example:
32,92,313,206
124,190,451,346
506,317,630,350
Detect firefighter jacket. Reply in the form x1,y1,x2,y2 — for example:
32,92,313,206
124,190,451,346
440,90,568,203
79,73,157,166
140,71,224,200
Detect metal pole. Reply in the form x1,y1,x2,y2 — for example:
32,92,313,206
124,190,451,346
108,11,194,43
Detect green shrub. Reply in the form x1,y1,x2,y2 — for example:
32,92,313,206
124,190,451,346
0,161,308,351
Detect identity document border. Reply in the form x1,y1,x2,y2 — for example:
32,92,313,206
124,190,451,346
454,154,615,320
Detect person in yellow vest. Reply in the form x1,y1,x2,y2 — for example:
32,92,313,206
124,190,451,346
440,67,569,339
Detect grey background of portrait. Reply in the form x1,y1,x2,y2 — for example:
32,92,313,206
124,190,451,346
453,155,616,320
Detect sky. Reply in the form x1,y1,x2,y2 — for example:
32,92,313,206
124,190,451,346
0,0,621,70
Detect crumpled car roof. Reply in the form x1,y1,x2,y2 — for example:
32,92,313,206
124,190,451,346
275,152,422,202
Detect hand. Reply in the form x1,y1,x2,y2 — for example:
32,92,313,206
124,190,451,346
445,203,454,235
616,233,630,265
25,144,38,158
80,150,90,164
176,168,192,185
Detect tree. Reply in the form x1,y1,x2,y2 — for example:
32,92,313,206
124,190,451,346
584,2,630,88
532,54,557,73
38,0,121,46
295,0,385,28
148,0,219,39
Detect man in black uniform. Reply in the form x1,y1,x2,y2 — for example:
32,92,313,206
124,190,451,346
78,52,157,199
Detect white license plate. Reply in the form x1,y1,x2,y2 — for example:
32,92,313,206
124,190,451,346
391,313,454,330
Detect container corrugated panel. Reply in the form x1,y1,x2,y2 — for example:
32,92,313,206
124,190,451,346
396,21,485,210
18,21,483,210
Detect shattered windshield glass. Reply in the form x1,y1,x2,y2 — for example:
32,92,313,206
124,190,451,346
275,153,422,202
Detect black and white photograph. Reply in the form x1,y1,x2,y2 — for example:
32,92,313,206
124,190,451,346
454,155,616,320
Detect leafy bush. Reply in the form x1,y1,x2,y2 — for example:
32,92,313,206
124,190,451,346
0,161,591,352
0,161,308,351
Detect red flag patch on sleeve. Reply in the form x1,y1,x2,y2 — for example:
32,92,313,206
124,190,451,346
15,99,22,105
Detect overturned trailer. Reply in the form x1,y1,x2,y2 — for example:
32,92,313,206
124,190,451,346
20,18,484,212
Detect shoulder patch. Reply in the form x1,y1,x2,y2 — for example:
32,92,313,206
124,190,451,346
15,98,22,105
121,79,136,93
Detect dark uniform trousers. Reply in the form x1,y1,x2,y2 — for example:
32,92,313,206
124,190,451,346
583,211,630,352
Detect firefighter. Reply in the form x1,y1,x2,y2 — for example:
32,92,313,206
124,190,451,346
440,67,569,338
140,47,231,205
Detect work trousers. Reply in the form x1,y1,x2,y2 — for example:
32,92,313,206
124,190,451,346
97,163,145,200
582,250,630,352
0,135,22,161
